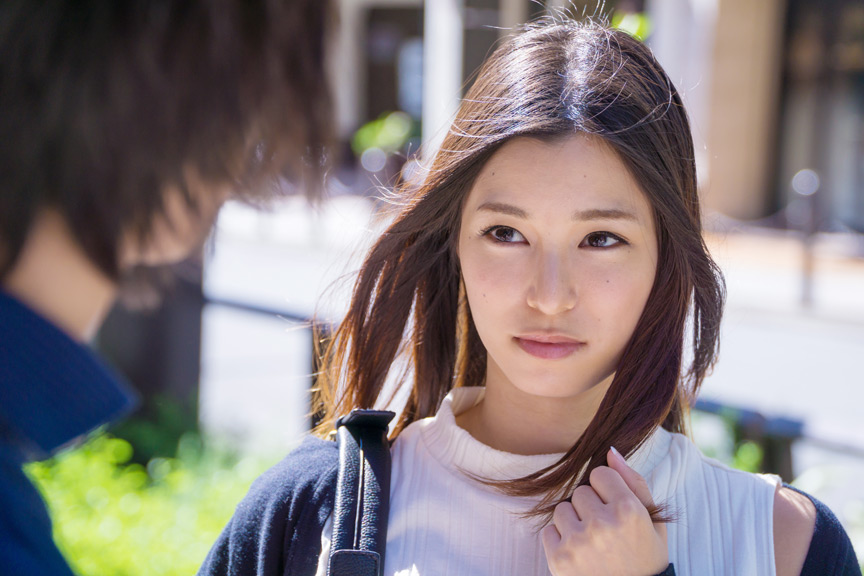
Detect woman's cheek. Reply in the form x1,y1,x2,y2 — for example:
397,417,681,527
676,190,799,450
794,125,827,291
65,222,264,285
469,253,524,306
590,265,654,330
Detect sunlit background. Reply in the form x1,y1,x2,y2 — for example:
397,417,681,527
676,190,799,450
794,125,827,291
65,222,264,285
30,1,864,574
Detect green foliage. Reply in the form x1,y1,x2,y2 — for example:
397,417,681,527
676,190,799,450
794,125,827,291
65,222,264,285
610,11,652,41
111,394,198,463
731,441,764,474
351,111,417,156
691,410,765,473
25,432,275,576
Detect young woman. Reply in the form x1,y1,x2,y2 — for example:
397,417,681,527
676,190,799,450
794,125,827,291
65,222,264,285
199,18,860,576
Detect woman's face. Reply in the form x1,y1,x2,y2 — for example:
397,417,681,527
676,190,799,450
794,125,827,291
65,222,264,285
458,135,658,401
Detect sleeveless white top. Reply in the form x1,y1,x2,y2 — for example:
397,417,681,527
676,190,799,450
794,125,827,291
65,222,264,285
316,387,780,576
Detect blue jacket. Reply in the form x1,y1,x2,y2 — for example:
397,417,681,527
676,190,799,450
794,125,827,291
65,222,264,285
0,290,137,575
198,435,860,576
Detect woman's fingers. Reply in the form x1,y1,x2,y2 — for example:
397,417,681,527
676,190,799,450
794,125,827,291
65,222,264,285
601,446,656,509
541,522,562,550
597,447,667,541
570,483,605,523
551,499,582,535
543,448,669,576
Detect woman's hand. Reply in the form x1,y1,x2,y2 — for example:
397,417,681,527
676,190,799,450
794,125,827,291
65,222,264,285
541,447,668,576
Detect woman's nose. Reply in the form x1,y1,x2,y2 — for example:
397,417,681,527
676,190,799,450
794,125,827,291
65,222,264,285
525,250,577,315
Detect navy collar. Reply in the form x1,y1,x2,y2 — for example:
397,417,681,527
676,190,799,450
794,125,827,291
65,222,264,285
0,289,138,460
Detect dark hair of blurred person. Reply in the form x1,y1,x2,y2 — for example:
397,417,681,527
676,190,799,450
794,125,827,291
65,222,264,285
0,0,332,283
0,2,334,574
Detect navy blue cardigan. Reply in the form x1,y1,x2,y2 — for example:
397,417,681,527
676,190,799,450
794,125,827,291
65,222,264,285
198,436,861,576
199,437,339,575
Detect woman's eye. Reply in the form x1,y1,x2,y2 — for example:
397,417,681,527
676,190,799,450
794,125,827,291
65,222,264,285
484,226,526,244
582,232,624,248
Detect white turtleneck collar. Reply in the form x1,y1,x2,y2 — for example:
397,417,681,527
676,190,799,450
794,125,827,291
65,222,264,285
409,386,673,485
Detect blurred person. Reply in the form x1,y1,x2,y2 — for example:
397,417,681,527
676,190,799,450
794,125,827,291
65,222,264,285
198,16,860,576
0,1,333,574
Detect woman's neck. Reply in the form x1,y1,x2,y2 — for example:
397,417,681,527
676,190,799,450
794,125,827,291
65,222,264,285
2,209,117,342
455,368,614,455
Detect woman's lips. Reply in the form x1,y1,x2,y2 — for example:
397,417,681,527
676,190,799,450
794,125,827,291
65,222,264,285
514,336,585,359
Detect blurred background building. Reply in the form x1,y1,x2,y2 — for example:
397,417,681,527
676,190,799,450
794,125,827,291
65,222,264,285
96,0,864,551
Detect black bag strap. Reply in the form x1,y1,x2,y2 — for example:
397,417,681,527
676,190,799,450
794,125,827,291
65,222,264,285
328,409,395,576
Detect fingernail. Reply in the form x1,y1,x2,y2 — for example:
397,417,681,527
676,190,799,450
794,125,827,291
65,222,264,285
610,445,626,464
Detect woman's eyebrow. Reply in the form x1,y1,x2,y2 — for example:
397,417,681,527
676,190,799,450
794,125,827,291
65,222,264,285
476,201,528,218
573,208,638,222
477,202,638,223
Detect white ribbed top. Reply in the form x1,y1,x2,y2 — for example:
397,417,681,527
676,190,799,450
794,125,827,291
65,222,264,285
316,387,780,576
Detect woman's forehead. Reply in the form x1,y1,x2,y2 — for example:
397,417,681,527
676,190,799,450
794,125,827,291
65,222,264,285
463,135,651,221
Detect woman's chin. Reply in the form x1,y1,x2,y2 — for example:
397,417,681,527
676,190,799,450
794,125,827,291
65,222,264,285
504,369,615,402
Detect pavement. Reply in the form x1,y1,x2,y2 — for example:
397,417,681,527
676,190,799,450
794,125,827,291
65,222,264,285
701,225,864,447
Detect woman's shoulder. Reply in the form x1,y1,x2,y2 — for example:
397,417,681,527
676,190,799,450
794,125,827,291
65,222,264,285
233,434,339,523
661,430,781,490
662,431,859,575
773,485,817,576
247,435,339,496
780,485,861,576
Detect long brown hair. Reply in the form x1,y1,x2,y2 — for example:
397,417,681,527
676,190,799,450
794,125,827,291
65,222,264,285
314,18,724,519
